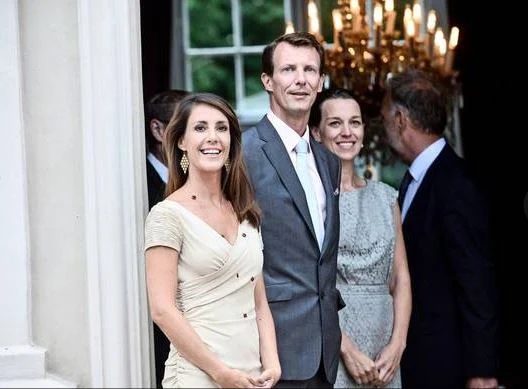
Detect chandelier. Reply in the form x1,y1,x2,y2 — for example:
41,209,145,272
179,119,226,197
290,0,463,170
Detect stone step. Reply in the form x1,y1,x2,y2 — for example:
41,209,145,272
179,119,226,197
0,374,77,388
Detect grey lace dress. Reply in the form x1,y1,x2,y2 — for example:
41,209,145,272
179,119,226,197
335,180,401,388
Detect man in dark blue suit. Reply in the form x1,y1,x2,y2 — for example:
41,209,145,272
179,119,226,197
242,32,343,387
380,69,499,389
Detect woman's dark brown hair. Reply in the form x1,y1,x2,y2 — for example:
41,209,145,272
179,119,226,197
164,92,261,228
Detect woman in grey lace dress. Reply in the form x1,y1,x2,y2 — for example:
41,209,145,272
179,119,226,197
309,89,411,388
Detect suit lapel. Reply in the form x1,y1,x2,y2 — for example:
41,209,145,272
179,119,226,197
257,117,318,244
403,144,451,225
311,139,336,254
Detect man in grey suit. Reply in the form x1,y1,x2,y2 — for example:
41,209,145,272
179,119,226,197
242,32,343,388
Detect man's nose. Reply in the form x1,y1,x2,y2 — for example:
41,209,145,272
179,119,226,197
294,69,307,84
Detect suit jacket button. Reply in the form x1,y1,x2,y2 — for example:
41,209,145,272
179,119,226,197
243,313,247,318
250,276,255,282
242,233,247,237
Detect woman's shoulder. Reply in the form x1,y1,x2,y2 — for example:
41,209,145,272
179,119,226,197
146,199,185,226
364,180,398,204
144,200,186,252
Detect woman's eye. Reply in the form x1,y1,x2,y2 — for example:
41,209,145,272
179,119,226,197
217,126,229,132
351,120,363,128
194,125,206,132
329,121,341,128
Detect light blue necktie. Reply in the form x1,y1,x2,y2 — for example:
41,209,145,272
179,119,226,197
295,138,324,249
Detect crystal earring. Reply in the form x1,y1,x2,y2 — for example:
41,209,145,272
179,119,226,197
180,151,189,174
225,157,231,174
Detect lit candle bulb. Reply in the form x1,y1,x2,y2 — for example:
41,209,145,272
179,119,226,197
426,10,437,33
448,26,459,49
309,17,320,37
412,1,422,38
384,0,396,35
308,0,317,19
433,27,444,58
439,38,447,55
285,20,294,34
434,31,446,69
403,5,412,40
374,2,383,26
332,9,343,48
374,2,383,48
350,0,361,32
444,26,459,74
307,0,320,38
406,19,415,49
425,10,436,58
350,0,360,14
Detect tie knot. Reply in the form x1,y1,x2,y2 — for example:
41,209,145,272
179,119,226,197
402,169,413,184
295,138,309,154
398,169,414,208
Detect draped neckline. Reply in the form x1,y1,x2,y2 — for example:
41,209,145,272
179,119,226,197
164,199,240,247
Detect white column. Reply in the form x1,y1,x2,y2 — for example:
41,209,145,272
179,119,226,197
0,4,75,386
0,0,30,347
0,0,39,377
77,0,152,387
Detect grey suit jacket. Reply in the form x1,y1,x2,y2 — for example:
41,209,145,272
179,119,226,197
242,116,343,383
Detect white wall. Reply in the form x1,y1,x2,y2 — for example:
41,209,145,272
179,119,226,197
19,0,90,385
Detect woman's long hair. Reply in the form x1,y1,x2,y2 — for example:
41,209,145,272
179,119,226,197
164,92,261,228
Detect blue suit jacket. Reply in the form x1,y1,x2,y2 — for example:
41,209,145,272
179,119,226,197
242,116,343,383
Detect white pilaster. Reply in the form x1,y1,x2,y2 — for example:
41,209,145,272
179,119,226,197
0,2,74,386
77,0,151,387
0,0,31,351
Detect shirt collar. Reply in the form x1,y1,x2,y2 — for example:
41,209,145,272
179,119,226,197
147,152,168,183
409,137,446,182
266,110,311,153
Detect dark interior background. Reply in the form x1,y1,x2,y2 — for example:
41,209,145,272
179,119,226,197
141,1,525,387
448,2,524,388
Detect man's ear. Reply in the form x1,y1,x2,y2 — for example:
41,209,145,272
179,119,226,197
261,72,273,93
311,126,322,142
150,119,165,143
394,109,406,135
317,74,324,92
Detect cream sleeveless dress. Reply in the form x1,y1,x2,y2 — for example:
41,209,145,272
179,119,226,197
144,200,263,388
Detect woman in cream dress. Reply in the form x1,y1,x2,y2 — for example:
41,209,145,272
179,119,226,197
144,93,281,388
310,88,411,388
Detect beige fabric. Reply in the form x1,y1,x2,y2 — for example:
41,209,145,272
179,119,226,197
145,200,264,388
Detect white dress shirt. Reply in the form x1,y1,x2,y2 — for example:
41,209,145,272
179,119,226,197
401,137,446,221
266,111,327,226
147,152,168,184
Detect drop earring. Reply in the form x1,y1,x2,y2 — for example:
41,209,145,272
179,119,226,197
180,151,189,174
224,158,231,174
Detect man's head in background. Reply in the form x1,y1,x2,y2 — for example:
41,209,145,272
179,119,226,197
145,89,190,165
